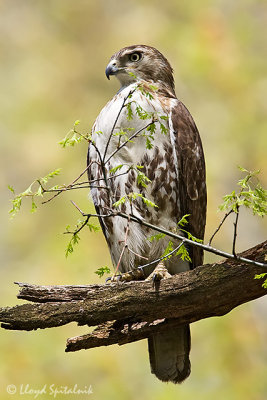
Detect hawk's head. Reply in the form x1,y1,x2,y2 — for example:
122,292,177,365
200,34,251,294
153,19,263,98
105,45,175,94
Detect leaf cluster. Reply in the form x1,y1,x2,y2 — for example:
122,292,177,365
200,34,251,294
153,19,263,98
113,192,158,209
137,83,159,100
254,272,267,289
95,266,111,278
65,219,100,258
58,120,91,148
8,169,61,217
149,214,201,263
113,128,135,145
109,164,151,189
124,100,168,150
219,167,267,216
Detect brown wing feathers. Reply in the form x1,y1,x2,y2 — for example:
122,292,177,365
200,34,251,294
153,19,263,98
171,101,207,268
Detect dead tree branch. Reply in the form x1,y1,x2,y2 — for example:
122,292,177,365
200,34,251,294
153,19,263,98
0,241,266,353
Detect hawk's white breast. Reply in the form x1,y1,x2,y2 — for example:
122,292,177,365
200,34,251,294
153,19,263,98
89,83,188,274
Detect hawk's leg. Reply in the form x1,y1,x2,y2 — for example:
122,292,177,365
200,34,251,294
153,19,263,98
106,268,146,283
106,261,172,284
145,261,172,282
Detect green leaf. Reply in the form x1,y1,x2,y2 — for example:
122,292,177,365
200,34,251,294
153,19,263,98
128,71,137,79
176,244,191,262
137,171,151,188
146,123,156,135
146,137,153,149
149,233,166,242
219,167,266,217
139,194,158,208
237,166,248,173
126,103,133,120
254,273,267,280
136,105,151,120
31,199,37,213
138,85,154,100
23,183,34,196
149,84,158,92
109,164,124,174
36,186,43,197
65,233,80,258
95,266,111,278
177,214,190,227
87,223,100,232
180,228,203,243
254,273,267,289
113,196,126,208
59,131,83,148
40,169,61,185
64,217,97,257
49,185,60,191
9,195,22,217
186,231,203,243
9,182,35,217
113,130,131,143
65,240,73,257
65,224,71,232
8,185,15,194
160,115,169,121
58,119,89,148
160,123,168,135
219,190,237,212
162,240,174,259
113,192,157,209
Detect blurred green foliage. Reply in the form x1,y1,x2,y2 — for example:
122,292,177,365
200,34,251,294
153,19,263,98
0,1,267,399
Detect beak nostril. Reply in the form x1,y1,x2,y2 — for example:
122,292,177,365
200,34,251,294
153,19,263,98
105,60,119,80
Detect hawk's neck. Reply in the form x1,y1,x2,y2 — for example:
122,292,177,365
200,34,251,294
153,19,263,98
117,79,176,99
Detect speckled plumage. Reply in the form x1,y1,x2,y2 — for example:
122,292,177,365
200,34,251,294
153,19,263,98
88,45,206,383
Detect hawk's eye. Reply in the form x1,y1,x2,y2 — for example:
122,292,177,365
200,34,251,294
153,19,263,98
129,52,141,62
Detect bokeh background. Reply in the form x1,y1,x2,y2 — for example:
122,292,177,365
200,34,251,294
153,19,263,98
0,0,267,399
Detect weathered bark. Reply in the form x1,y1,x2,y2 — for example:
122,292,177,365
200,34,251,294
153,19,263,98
0,241,266,352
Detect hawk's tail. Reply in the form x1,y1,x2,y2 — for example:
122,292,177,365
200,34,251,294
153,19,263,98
148,324,191,384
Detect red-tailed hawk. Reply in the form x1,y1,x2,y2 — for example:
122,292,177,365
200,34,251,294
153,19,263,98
88,45,206,383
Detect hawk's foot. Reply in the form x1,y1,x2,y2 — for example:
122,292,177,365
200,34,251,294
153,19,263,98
106,268,145,283
145,262,172,283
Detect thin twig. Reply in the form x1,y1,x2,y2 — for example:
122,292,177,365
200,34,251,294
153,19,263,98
41,190,62,204
208,210,234,246
103,89,135,163
104,120,155,165
43,185,107,194
70,164,91,186
41,165,92,205
70,168,131,187
71,200,90,216
41,168,132,203
232,207,239,257
70,200,113,219
65,215,90,236
90,141,110,191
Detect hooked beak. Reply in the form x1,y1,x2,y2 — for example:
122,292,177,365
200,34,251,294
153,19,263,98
105,60,119,80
